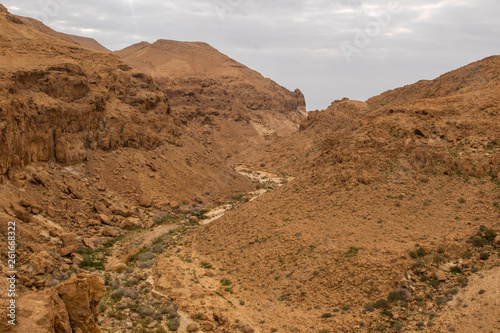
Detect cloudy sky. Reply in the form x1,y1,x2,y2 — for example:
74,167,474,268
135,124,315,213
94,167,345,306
4,0,500,110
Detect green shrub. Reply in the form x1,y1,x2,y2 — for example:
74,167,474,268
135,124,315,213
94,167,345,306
220,279,232,286
364,303,375,312
433,254,445,264
416,247,427,257
373,299,390,309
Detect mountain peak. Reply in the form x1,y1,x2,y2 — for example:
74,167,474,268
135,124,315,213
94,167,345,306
0,4,8,13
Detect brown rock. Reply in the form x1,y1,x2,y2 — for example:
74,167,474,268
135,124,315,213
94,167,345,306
61,233,77,248
56,274,105,333
29,251,55,275
187,323,199,332
434,269,447,282
121,217,141,229
47,205,56,218
112,263,127,273
242,328,255,333
0,5,8,13
179,205,193,213
71,253,84,266
144,219,155,229
15,288,72,333
98,213,111,225
11,202,30,222
58,233,79,256
88,219,100,226
110,202,133,217
188,215,199,224
202,322,213,331
34,279,46,288
102,226,120,237
58,245,78,257
494,236,500,248
169,201,179,209
139,194,153,207
83,238,98,250
94,202,111,216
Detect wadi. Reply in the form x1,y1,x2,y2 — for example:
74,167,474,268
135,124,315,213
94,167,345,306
0,4,499,333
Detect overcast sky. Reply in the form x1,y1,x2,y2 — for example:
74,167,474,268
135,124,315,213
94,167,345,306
4,0,500,110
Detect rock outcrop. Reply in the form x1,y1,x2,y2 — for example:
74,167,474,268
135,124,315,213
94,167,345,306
55,274,105,333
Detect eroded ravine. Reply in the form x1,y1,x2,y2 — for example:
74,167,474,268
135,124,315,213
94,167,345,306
94,166,287,332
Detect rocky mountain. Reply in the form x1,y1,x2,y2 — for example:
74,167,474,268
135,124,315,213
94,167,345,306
185,56,500,331
116,39,307,156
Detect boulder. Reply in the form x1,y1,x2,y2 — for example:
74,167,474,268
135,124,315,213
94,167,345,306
56,274,105,333
98,213,110,225
187,323,199,332
61,233,77,248
12,288,72,333
29,251,55,275
110,202,133,217
71,253,84,266
139,194,153,208
102,226,120,237
94,202,111,216
58,233,79,256
11,203,30,222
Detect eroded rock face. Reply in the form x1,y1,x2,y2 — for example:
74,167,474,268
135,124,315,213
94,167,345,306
0,274,105,333
0,14,178,176
6,288,72,333
55,274,105,333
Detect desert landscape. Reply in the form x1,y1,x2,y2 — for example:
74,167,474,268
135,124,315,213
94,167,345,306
0,3,499,333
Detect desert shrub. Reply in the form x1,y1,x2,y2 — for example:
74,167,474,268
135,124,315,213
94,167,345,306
416,247,427,257
111,288,125,302
123,288,140,300
392,321,405,331
125,277,139,287
220,279,232,286
364,303,375,312
409,251,418,259
167,318,180,331
373,299,390,310
321,313,333,318
138,260,155,269
137,305,155,318
153,312,164,321
435,297,450,306
160,305,177,319
429,279,440,288
137,252,156,262
433,254,446,264
390,289,410,302
457,277,469,287
462,252,472,259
